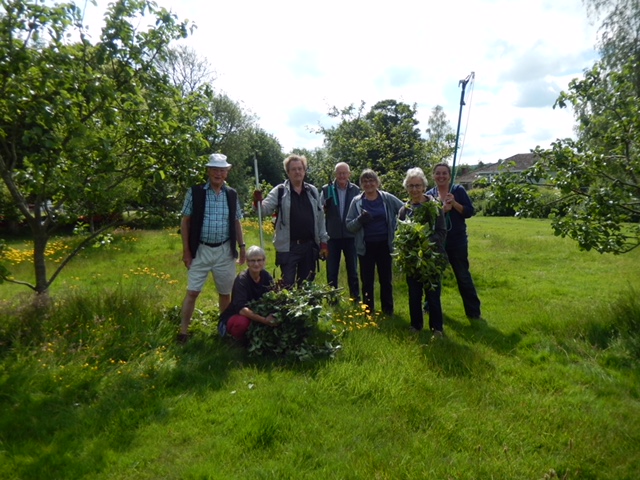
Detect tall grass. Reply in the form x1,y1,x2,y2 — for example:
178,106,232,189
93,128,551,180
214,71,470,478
0,217,639,479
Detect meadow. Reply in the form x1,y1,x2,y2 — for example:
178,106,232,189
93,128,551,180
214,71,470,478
0,217,639,479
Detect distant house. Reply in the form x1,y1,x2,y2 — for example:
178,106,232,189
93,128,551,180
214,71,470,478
455,153,538,190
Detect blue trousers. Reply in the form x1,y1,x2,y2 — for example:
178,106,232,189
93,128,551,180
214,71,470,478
446,241,481,318
407,276,443,332
326,237,360,300
359,240,394,314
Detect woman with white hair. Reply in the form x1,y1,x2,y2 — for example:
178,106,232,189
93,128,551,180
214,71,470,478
218,245,276,341
399,167,447,337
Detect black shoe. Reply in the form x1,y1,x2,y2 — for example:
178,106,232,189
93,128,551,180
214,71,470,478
176,333,191,345
468,316,487,326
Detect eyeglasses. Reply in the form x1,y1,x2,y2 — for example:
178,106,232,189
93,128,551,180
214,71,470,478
248,258,265,263
407,184,424,189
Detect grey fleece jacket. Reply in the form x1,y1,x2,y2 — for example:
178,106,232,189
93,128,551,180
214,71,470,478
345,190,404,256
258,180,329,253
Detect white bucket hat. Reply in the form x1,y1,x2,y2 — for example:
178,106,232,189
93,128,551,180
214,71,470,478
205,153,231,168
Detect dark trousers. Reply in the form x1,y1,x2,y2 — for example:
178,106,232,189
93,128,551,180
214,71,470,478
359,240,393,314
326,237,359,300
407,276,443,332
446,241,481,318
280,242,317,288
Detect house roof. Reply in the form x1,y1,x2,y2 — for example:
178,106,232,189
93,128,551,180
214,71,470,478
456,153,538,185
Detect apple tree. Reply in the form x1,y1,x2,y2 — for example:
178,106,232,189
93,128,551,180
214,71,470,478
0,0,213,294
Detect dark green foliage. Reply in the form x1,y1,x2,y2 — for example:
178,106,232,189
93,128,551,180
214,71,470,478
393,202,447,289
245,282,341,360
485,1,640,253
467,187,488,215
483,184,518,217
424,105,456,164
0,0,212,293
319,100,429,198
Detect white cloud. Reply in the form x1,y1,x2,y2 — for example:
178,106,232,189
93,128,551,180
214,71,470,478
81,0,599,165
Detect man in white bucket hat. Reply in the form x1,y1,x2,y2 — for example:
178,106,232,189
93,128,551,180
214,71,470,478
178,153,246,344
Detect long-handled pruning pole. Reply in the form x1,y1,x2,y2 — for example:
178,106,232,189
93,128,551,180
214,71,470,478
450,71,475,192
253,155,264,249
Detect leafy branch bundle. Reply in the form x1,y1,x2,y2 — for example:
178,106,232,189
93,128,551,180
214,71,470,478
393,201,447,290
246,282,341,360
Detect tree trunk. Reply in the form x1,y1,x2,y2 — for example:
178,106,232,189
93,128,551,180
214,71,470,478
32,226,50,295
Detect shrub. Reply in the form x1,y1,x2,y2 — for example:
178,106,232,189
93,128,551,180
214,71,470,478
484,190,517,217
393,201,447,289
245,282,341,360
526,188,561,218
468,187,489,215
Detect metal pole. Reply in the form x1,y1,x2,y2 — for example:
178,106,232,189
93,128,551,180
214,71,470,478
451,71,474,192
254,155,264,249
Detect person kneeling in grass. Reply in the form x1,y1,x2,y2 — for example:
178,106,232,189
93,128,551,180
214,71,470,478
218,245,277,341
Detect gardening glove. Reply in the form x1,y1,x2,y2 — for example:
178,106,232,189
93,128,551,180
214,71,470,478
319,242,329,260
358,210,372,225
252,189,263,207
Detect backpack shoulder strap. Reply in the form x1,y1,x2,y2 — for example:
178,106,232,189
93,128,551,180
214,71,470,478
277,184,285,206
274,184,285,226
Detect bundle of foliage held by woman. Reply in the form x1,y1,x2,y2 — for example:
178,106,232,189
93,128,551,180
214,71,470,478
394,200,448,290
245,282,341,360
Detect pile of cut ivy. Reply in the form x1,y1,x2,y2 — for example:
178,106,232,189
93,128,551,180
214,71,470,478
393,200,448,290
245,281,341,361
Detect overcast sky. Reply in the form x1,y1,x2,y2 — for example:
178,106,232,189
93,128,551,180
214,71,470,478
81,0,600,165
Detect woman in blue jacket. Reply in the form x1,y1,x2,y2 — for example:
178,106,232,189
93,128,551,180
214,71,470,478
427,163,482,320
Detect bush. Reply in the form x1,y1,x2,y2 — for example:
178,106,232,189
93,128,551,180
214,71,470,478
245,282,341,360
125,212,180,230
526,188,561,218
484,182,561,219
484,190,517,217
393,201,447,289
468,187,489,215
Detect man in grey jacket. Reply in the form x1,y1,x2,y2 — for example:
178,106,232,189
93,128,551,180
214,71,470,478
320,162,360,302
253,154,329,287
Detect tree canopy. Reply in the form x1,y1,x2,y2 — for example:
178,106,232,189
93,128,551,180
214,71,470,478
318,99,429,197
0,0,214,293
154,45,284,207
489,0,640,254
424,105,456,165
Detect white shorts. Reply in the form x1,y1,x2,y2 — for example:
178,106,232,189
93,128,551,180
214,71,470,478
187,242,236,294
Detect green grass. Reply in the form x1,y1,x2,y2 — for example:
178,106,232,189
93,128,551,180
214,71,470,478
1,217,639,479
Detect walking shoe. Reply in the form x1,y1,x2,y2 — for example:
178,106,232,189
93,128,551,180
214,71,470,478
432,330,444,339
409,326,421,333
176,333,191,345
468,316,487,326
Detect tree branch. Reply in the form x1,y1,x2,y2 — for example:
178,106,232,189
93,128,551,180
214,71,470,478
45,221,123,288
